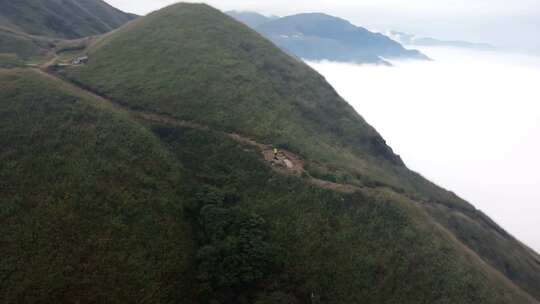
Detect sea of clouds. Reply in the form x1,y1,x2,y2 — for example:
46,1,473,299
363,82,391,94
308,47,540,253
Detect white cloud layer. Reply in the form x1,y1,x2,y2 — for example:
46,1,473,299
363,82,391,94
308,48,540,253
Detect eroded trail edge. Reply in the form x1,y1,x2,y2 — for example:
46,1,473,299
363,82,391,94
35,68,360,194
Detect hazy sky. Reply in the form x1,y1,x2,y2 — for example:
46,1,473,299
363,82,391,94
108,0,540,53
309,48,540,253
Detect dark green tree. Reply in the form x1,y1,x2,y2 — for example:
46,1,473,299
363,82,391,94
196,205,276,303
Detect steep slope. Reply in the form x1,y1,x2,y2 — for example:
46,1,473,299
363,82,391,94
226,10,275,28
0,68,196,303
62,4,410,188
0,0,136,39
253,13,428,64
62,3,472,211
2,68,538,303
56,3,540,302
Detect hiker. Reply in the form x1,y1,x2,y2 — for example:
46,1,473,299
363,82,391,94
273,148,279,160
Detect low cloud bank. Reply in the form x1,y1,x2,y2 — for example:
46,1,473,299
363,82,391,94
308,47,540,253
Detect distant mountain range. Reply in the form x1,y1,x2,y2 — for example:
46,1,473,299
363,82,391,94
388,30,496,50
227,11,279,28
227,11,429,65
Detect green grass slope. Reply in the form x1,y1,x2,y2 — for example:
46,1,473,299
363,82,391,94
150,123,537,304
0,69,196,303
63,3,424,190
0,26,55,62
1,68,538,303
60,3,540,300
0,0,136,39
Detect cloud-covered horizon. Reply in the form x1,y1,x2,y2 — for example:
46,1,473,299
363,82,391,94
107,0,540,54
308,47,540,253
108,0,540,16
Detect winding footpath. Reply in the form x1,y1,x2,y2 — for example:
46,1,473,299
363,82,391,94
33,64,360,194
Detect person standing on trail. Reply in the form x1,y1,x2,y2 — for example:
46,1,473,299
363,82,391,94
273,148,279,160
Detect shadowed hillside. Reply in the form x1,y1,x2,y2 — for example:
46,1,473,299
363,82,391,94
0,68,195,302
0,0,136,61
0,26,54,62
0,0,136,39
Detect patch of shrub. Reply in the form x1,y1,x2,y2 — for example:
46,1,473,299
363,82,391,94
192,199,277,302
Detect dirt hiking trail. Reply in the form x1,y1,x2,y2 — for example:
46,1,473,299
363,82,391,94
33,67,360,194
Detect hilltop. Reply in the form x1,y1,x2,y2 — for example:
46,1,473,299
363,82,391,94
1,3,540,303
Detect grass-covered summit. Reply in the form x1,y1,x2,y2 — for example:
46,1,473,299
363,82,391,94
2,2,540,303
65,3,412,185
61,3,486,215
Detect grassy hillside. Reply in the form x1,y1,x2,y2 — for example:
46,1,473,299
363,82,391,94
0,26,55,61
57,3,540,301
1,68,538,303
63,3,425,191
0,0,136,39
0,69,196,303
